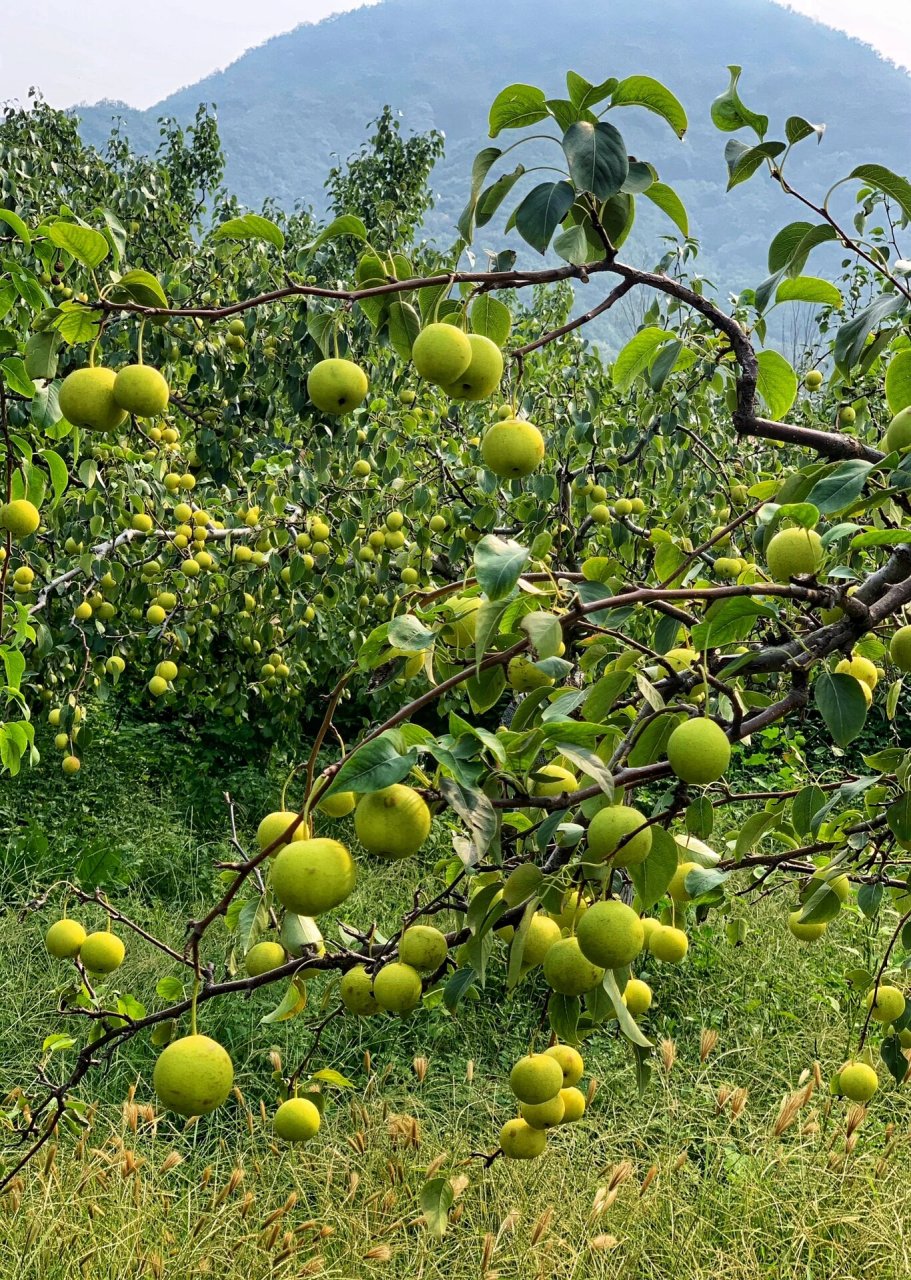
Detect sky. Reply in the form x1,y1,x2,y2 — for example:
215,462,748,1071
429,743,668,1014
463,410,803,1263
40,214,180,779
1,0,908,111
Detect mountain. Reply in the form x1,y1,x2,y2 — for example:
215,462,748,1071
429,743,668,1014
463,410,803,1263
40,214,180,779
74,0,911,291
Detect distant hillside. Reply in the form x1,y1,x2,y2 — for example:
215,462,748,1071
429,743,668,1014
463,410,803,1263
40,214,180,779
74,0,911,290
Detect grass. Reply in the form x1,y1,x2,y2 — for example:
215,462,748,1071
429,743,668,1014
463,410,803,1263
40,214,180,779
3,719,911,1278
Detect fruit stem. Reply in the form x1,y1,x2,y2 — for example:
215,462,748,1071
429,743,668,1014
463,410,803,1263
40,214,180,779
137,319,146,366
190,977,200,1036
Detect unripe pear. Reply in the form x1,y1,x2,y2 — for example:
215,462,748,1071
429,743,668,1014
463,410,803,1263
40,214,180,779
273,1096,321,1142
244,941,287,977
648,924,689,963
45,918,86,958
835,654,878,688
80,930,125,973
668,860,700,902
765,526,824,580
521,913,562,967
372,961,423,1013
317,790,356,819
256,810,307,852
509,1053,564,1104
442,334,503,401
787,910,826,941
558,1086,586,1122
411,322,472,385
543,936,604,996
666,718,731,785
520,1094,565,1129
481,419,545,478
576,900,644,969
307,358,369,415
113,365,170,417
0,499,40,538
153,1034,234,1116
340,964,380,1015
354,784,431,858
805,369,823,390
884,405,911,453
270,838,356,916
838,1061,878,1102
587,804,652,866
865,983,906,1024
623,977,652,1017
399,924,448,973
499,1117,547,1159
533,764,578,797
507,654,554,691
58,367,127,432
544,1043,584,1086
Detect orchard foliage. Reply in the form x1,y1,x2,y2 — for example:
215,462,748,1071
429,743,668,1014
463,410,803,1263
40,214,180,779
6,63,911,1205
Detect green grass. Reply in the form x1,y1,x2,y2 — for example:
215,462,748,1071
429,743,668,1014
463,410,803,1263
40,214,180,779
3,722,911,1278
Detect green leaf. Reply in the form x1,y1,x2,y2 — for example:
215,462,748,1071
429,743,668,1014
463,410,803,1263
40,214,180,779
156,976,185,1001
260,976,308,1024
39,448,68,507
583,670,633,720
642,182,689,237
1,646,25,693
321,731,419,799
880,1033,908,1086
733,809,782,859
566,72,617,112
213,213,285,251
42,1033,76,1054
438,777,498,865
1,357,35,398
53,302,103,345
691,597,776,649
612,326,674,392
310,1067,354,1088
308,214,368,252
609,75,688,138
627,826,678,909
465,665,506,715
488,84,550,137
387,301,421,360
553,223,592,266
602,970,652,1048
791,785,826,837
109,269,168,309
755,349,797,420
814,671,868,747
418,1175,455,1235
48,222,109,269
469,296,512,346
474,535,529,601
710,66,768,138
775,277,842,308
475,166,526,228
513,181,575,255
887,792,911,843
848,164,911,223
75,842,122,890
724,139,785,190
387,613,435,652
458,147,502,241
0,210,31,248
835,293,906,372
886,349,911,415
684,866,730,898
806,460,874,515
785,116,825,145
857,882,883,920
562,121,628,200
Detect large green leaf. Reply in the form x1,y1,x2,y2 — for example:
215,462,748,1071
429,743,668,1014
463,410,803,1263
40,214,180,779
513,181,575,255
602,970,652,1048
848,164,911,222
628,826,678,909
0,210,31,248
834,293,906,372
419,1177,455,1238
755,349,797,420
387,301,421,360
213,213,285,251
475,165,526,228
320,731,419,800
886,348,911,415
458,148,502,241
610,75,688,138
488,84,549,137
775,276,842,308
813,671,867,747
562,121,628,200
613,327,674,391
308,214,367,252
108,269,168,308
48,222,109,269
724,139,784,190
710,66,768,138
642,182,689,237
469,295,512,346
806,460,874,515
473,535,529,600
565,72,618,112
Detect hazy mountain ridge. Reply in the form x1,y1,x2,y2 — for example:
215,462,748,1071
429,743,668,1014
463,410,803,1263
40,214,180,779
73,0,911,291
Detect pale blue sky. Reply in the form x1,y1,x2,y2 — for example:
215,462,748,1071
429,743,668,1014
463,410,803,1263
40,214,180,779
1,0,907,111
